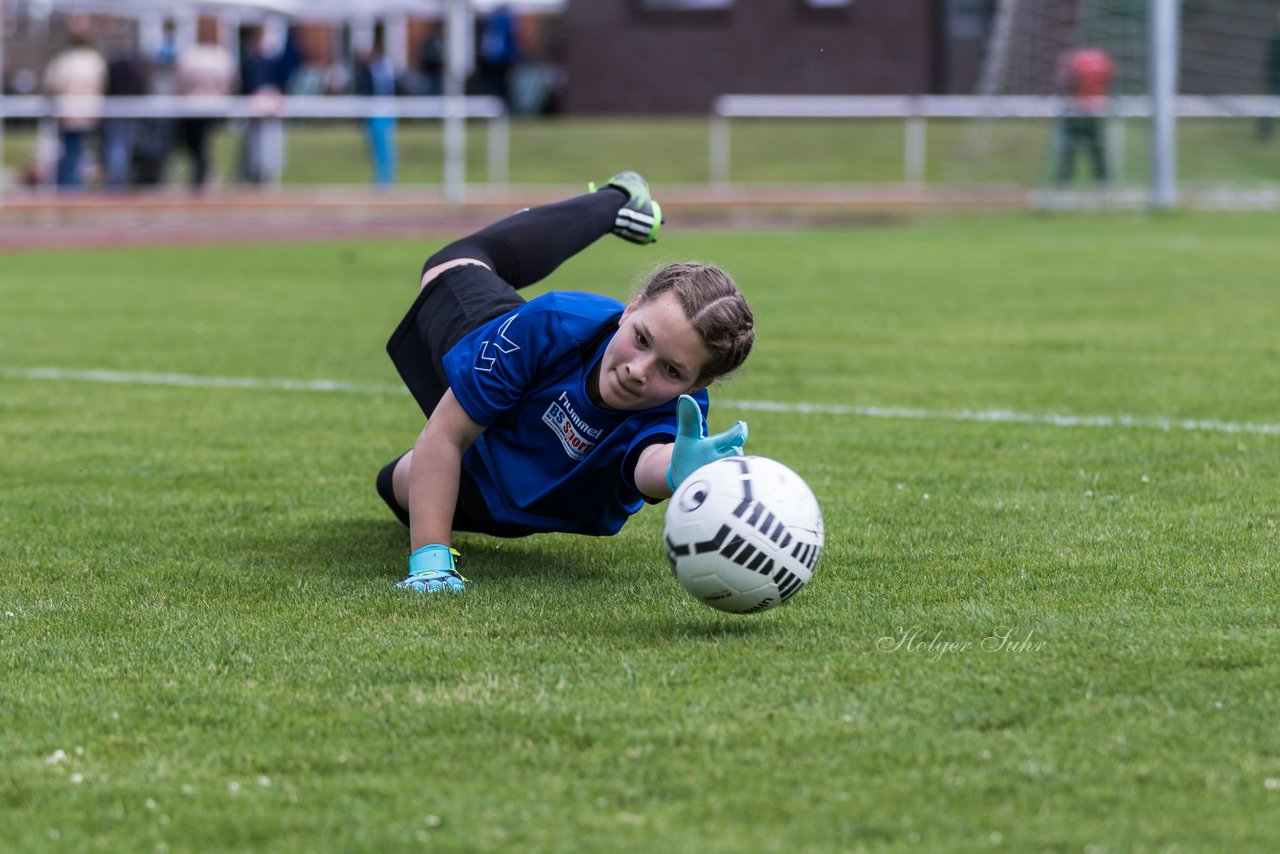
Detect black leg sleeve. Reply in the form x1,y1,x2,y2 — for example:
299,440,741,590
423,188,627,290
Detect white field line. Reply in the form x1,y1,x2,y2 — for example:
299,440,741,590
718,399,1280,436
5,365,1280,437
2,366,406,396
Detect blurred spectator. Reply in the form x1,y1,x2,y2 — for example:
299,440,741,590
132,17,181,186
418,22,445,96
277,27,305,94
238,25,285,185
507,14,567,116
175,25,238,191
43,15,107,189
1054,45,1114,185
154,20,179,72
101,49,148,191
1258,8,1280,141
478,4,520,107
353,35,399,187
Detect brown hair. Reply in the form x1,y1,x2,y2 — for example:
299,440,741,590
639,262,755,383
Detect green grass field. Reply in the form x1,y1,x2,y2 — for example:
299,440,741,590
3,212,1279,851
5,115,1280,188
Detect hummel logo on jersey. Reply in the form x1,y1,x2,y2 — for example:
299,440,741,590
475,314,521,373
542,391,601,460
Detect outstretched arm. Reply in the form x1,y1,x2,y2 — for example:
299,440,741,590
634,395,748,500
635,442,678,500
409,389,486,549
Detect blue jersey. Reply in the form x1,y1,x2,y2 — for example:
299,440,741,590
443,292,710,536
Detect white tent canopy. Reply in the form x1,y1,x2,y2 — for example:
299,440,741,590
28,0,564,18
27,0,299,17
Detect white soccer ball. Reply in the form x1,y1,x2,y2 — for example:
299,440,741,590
664,455,824,614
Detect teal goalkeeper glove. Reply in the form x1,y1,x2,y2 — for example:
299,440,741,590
396,544,468,593
665,394,748,491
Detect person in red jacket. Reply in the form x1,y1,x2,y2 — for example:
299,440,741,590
1054,46,1115,185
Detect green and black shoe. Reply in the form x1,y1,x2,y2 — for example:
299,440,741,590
594,170,664,245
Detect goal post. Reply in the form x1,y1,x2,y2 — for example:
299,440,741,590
1149,0,1180,210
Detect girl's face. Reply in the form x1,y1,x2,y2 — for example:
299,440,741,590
593,292,711,411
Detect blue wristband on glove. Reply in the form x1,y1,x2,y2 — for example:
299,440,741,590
409,544,461,576
397,544,467,592
665,394,748,490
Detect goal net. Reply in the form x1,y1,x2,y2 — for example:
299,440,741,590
957,0,1280,208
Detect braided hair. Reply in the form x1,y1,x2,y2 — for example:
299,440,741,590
638,262,755,384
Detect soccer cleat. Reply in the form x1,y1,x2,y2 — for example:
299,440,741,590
396,544,468,593
599,170,663,245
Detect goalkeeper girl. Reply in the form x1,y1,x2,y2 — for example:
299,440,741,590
378,172,755,592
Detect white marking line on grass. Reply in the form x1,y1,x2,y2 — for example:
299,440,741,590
5,365,1279,437
2,366,406,396
717,399,1280,436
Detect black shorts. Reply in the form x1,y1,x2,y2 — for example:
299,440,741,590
384,262,535,537
386,262,525,420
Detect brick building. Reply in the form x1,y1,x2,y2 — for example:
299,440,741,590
561,0,986,114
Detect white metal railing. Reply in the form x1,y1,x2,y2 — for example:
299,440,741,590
709,94,1280,187
0,94,509,202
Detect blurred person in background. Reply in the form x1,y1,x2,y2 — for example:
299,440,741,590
1258,7,1280,141
237,24,284,185
100,47,149,191
43,14,107,189
277,26,304,94
477,4,519,107
175,24,238,191
154,19,179,72
353,33,399,188
130,19,180,188
417,21,445,96
1054,45,1114,186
